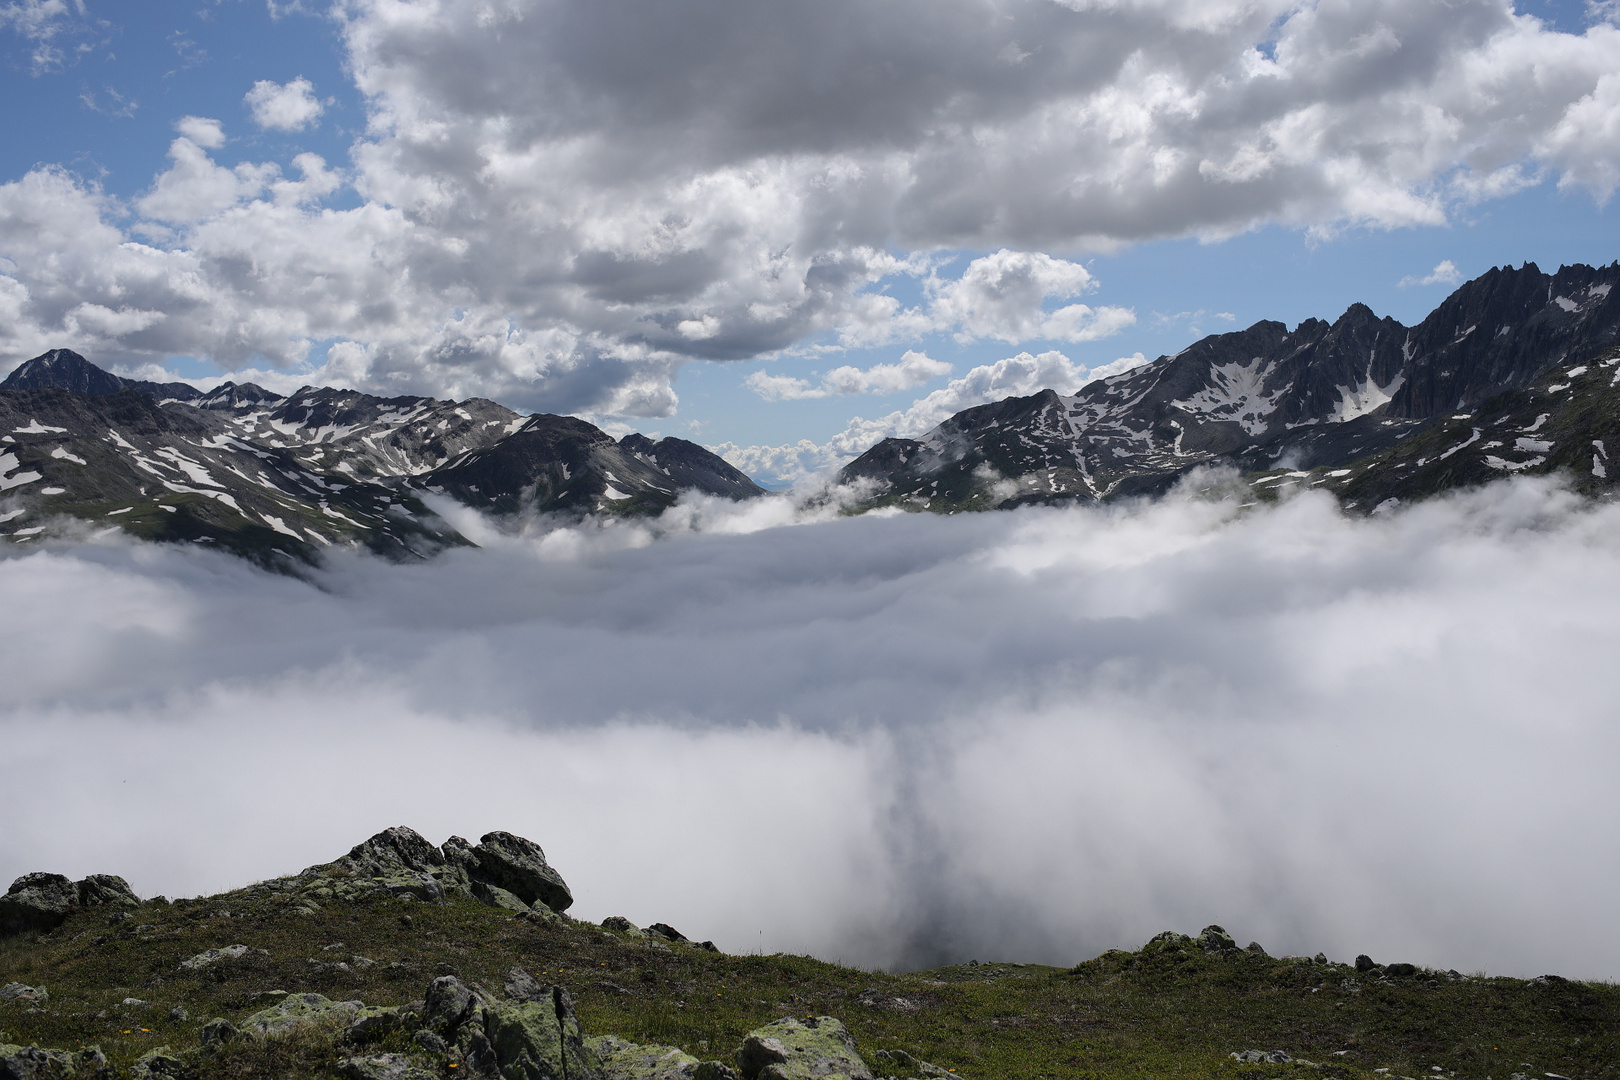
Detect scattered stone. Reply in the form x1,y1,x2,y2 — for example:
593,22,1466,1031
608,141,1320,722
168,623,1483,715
0,984,47,1005
241,992,364,1035
601,916,635,933
1385,963,1418,977
168,1006,187,1022
736,1016,874,1080
1231,1050,1292,1064
1244,941,1268,956
1144,931,1191,948
121,998,147,1007
1355,955,1378,973
177,945,251,971
1197,925,1238,952
647,923,690,944
338,1053,441,1080
129,1048,194,1079
198,1019,238,1048
1313,953,1328,965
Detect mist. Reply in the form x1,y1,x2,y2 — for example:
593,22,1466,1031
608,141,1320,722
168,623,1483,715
3,476,1618,978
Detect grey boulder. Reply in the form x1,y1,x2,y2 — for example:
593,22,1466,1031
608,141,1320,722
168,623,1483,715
469,832,573,913
736,1017,873,1080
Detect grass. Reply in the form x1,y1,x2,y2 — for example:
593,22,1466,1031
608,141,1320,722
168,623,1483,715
2,889,1616,1079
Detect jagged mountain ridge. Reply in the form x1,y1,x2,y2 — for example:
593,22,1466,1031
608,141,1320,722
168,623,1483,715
0,350,763,567
838,261,1620,510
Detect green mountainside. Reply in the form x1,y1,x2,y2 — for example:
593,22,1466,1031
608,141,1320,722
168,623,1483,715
2,828,1614,1080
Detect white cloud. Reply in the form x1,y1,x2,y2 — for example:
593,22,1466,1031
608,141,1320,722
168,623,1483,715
244,76,325,132
3,0,1620,416
0,0,80,71
1398,258,1463,287
174,115,225,150
928,249,1137,344
746,350,952,401
3,478,1620,977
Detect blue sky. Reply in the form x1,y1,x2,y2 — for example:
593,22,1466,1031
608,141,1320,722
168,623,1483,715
2,0,1618,483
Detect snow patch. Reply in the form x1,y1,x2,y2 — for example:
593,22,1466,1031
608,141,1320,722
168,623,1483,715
49,446,87,465
13,419,68,434
1330,373,1404,423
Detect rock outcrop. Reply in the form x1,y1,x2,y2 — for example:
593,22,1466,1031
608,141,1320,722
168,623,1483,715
0,872,139,937
226,826,575,920
736,1017,873,1080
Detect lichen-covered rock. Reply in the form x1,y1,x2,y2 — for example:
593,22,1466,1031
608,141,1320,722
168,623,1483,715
323,827,454,902
736,1017,873,1080
0,1043,76,1080
868,1049,958,1079
421,975,595,1080
1143,931,1191,948
0,984,47,1005
472,880,535,914
129,1048,194,1080
177,945,251,971
586,1037,738,1080
1196,925,1238,952
338,1053,442,1080
0,874,78,936
646,923,689,944
73,876,138,910
198,1019,238,1047
346,1006,407,1045
241,992,363,1035
471,832,573,913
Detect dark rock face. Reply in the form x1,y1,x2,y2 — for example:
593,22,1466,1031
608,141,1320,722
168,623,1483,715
470,832,574,913
837,261,1620,512
0,353,762,569
1,348,202,402
618,433,766,499
0,872,139,937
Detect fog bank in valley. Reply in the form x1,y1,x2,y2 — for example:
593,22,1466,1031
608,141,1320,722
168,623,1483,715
2,477,1616,977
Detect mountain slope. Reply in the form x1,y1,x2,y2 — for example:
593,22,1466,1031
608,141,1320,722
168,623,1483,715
0,353,764,567
838,262,1620,510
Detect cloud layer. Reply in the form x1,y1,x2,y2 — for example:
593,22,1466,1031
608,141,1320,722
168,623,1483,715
1,1,1619,416
3,476,1619,977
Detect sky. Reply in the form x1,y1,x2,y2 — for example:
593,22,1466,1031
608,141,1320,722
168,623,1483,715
1,0,1618,485
3,1,1620,982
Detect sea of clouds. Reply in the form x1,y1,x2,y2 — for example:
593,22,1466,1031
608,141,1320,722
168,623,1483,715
3,475,1618,978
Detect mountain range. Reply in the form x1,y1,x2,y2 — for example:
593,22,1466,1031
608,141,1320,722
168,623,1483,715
839,260,1620,513
0,351,762,567
3,260,1617,566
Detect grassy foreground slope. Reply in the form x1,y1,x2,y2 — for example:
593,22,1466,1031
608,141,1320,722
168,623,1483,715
2,879,1616,1080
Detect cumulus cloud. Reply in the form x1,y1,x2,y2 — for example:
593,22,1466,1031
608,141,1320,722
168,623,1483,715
746,350,952,401
3,0,1620,415
2,478,1619,977
927,250,1137,344
1399,258,1463,287
244,77,325,132
722,348,1149,483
